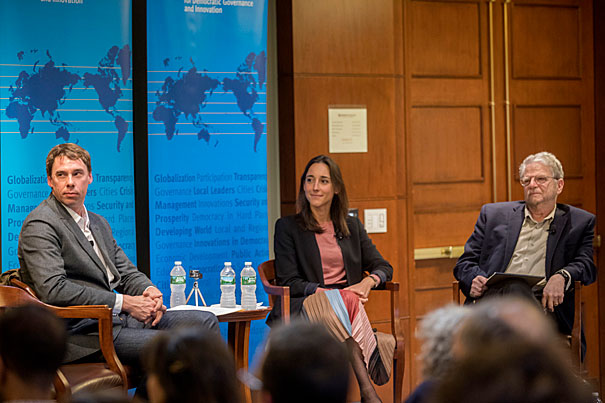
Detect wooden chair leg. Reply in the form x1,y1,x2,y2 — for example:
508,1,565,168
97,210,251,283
393,354,404,403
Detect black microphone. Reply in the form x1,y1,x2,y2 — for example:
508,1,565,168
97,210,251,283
334,232,343,241
549,225,556,235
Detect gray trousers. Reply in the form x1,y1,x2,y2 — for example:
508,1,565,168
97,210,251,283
113,309,220,368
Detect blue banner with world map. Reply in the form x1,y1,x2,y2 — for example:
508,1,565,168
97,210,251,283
146,0,269,358
0,0,136,269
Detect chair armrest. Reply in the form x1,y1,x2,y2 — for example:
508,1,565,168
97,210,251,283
48,304,128,390
384,281,399,292
5,282,128,390
10,278,38,298
258,261,290,324
261,284,290,325
262,283,290,297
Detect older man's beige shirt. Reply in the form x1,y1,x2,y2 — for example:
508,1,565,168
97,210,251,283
504,206,556,284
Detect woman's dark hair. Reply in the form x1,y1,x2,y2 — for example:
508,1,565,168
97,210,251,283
262,321,350,403
296,155,350,237
143,327,241,403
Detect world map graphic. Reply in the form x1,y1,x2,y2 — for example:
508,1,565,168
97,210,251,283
152,50,266,151
6,46,131,151
5,47,267,152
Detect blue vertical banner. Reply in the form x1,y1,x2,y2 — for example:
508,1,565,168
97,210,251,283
0,0,137,270
146,0,269,356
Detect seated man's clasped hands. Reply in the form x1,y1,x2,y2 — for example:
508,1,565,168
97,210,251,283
123,287,166,326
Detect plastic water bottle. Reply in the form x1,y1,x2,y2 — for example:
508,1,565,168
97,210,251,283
240,261,257,310
170,261,187,308
220,262,236,308
593,392,603,403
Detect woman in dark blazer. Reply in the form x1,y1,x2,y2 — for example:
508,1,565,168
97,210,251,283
268,155,393,403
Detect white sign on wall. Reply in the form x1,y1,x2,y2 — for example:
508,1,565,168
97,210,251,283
328,106,368,153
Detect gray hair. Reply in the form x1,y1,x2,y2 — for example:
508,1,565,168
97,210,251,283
417,304,471,379
519,152,564,179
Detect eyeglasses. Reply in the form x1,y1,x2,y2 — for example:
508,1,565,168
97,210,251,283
520,176,557,187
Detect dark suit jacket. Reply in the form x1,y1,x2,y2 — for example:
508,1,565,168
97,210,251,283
18,194,153,362
267,214,393,325
454,201,596,335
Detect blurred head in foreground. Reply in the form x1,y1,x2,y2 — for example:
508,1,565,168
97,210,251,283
430,339,592,403
261,321,350,403
0,305,67,401
433,296,591,403
144,326,240,403
417,304,471,380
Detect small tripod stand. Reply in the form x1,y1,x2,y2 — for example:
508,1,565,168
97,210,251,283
185,270,207,307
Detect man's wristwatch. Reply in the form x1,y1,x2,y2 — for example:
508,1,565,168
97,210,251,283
556,270,571,288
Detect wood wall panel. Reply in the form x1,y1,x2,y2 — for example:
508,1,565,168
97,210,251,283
292,76,400,199
414,259,457,289
511,105,583,179
509,81,584,103
410,106,484,184
410,0,482,77
413,183,488,213
413,287,452,317
410,78,486,105
291,0,398,75
511,4,581,79
414,211,478,249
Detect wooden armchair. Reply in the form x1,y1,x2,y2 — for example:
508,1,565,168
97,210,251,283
0,280,129,403
452,279,584,369
258,259,405,403
258,260,290,324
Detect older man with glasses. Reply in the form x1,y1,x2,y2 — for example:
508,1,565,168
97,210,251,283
454,151,596,357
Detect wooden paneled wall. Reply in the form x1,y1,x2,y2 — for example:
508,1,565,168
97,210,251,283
276,0,600,399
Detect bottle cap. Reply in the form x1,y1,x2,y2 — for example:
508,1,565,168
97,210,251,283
245,261,252,265
174,261,182,265
224,261,232,265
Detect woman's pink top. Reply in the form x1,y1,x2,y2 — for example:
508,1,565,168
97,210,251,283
315,221,347,285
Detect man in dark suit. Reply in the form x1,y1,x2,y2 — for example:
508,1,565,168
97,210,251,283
18,143,219,368
454,152,596,350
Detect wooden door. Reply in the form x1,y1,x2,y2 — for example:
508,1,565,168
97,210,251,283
405,0,496,387
406,0,598,387
506,0,598,377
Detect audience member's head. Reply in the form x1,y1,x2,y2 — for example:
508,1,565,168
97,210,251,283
143,326,240,403
261,321,350,403
430,339,593,403
0,305,67,401
451,296,560,359
431,296,593,403
417,304,471,379
478,295,558,343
